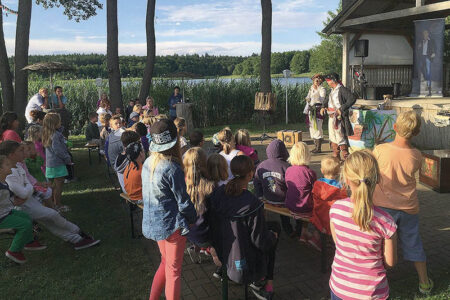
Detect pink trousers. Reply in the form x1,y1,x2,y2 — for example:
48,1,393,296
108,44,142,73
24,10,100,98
149,230,186,300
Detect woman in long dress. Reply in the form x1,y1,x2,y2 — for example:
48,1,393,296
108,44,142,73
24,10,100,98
304,74,326,153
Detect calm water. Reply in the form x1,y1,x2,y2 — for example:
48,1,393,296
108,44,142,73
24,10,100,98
122,77,311,86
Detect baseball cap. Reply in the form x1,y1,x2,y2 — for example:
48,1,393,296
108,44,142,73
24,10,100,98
130,112,140,119
149,119,178,153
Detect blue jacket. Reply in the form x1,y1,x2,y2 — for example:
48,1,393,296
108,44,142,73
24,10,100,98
45,130,71,168
141,157,197,241
168,94,183,117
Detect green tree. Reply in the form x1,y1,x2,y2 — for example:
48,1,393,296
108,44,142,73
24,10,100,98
270,52,288,74
290,50,310,74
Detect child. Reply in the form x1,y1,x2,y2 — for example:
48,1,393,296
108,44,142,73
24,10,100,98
0,154,46,264
234,128,259,164
206,153,229,187
26,125,46,175
254,139,293,235
96,99,112,127
329,150,397,300
285,142,317,239
114,131,141,182
42,113,71,212
217,127,244,181
99,113,112,147
123,141,145,205
0,141,100,250
142,96,159,116
142,119,197,300
132,122,149,154
127,112,140,128
174,117,188,154
85,112,102,149
0,112,21,143
209,155,279,300
372,110,433,294
125,99,135,121
308,156,347,251
189,130,204,148
105,115,125,190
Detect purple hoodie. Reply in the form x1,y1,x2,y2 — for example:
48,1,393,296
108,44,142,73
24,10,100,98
285,165,317,213
254,140,290,204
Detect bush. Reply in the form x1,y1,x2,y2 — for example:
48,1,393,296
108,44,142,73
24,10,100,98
28,78,310,134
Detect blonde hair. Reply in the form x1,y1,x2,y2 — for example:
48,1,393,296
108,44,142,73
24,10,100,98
42,113,61,147
142,115,157,127
100,113,112,127
26,125,42,142
174,117,186,135
39,88,48,94
155,114,168,121
321,156,341,176
218,127,235,155
183,147,215,215
395,110,421,139
341,150,379,232
149,139,183,179
133,104,142,114
288,142,310,166
235,129,251,147
207,153,228,183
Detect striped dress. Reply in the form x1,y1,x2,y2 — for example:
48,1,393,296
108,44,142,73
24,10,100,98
329,198,397,300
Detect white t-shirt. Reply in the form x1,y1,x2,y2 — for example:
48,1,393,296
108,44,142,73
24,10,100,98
25,94,44,123
328,84,342,110
96,107,113,127
220,149,240,181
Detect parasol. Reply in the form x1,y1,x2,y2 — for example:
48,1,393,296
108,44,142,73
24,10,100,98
164,71,203,100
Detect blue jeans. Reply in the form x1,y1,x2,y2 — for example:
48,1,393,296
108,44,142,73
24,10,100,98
330,290,342,300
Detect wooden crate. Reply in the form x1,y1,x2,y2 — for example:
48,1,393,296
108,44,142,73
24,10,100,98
419,150,450,193
277,130,302,148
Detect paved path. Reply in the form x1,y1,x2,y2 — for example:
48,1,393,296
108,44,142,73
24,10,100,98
139,132,450,299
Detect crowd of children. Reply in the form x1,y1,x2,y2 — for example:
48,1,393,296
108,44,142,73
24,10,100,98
1,98,435,300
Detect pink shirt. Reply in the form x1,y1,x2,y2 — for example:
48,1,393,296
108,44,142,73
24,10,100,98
1,130,22,143
329,198,397,300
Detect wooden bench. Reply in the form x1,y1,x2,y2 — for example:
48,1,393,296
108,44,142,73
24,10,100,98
263,201,332,273
119,193,143,238
85,143,102,165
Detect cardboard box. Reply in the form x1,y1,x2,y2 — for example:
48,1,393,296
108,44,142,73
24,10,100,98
277,130,302,147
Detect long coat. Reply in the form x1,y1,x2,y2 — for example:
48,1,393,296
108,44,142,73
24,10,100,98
323,85,356,137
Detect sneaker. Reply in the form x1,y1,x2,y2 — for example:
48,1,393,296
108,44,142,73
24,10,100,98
73,237,100,250
251,288,274,300
213,266,223,279
5,251,26,264
308,236,322,252
24,240,47,251
419,278,434,295
186,245,201,264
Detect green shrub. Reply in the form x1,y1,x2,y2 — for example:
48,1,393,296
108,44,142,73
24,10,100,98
28,78,309,134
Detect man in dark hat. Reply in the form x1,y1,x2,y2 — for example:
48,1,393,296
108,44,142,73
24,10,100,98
321,73,356,160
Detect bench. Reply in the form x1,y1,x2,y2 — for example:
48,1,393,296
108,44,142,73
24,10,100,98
263,201,332,274
85,143,102,165
119,193,143,238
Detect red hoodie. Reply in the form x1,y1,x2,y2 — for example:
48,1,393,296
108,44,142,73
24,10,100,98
311,178,347,235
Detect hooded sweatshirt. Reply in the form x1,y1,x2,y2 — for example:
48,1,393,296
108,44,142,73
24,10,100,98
285,165,317,213
253,140,290,204
208,185,276,284
310,178,347,235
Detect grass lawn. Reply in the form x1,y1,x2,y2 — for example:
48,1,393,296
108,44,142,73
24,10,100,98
0,134,448,299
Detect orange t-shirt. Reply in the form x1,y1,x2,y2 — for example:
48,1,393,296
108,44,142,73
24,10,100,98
124,162,143,201
372,143,422,214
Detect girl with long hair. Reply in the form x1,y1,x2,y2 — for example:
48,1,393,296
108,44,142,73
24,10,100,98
142,119,197,300
42,113,72,212
173,117,188,154
217,127,243,181
206,153,229,187
234,128,259,164
0,112,21,143
329,150,397,300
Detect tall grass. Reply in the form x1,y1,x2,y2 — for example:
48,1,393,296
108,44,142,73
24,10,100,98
28,78,310,134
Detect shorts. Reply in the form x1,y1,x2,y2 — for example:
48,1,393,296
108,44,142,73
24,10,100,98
380,207,426,262
46,165,69,179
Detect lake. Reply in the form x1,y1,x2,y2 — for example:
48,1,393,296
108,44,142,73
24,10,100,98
123,77,312,86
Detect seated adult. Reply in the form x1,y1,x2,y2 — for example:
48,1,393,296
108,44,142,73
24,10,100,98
25,88,48,123
50,86,67,109
0,112,21,143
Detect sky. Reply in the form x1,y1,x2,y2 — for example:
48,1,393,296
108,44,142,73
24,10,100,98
2,0,340,57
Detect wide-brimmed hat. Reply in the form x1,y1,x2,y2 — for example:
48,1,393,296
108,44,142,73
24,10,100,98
149,119,178,152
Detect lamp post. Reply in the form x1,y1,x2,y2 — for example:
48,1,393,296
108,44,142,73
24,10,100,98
95,77,103,101
283,69,291,125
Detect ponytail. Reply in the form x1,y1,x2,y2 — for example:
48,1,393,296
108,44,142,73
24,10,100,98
225,155,254,197
352,179,374,232
217,127,234,155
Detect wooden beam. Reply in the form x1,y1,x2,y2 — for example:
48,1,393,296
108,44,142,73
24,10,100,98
326,0,366,35
342,2,450,27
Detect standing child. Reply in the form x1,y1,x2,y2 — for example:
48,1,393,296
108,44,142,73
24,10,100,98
100,113,112,147
234,129,259,165
372,111,433,294
0,155,46,264
209,155,279,300
206,153,229,187
143,119,197,300
42,113,71,212
105,115,125,190
308,156,347,251
330,150,397,300
218,127,244,181
174,117,188,155
285,142,317,239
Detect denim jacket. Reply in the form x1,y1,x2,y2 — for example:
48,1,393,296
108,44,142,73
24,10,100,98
142,157,197,241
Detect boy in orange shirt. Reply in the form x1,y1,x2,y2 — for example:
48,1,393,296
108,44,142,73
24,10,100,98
373,110,432,294
123,141,145,205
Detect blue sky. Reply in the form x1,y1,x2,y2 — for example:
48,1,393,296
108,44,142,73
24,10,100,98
2,0,340,56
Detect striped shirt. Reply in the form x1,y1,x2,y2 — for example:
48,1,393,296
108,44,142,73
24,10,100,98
329,198,397,300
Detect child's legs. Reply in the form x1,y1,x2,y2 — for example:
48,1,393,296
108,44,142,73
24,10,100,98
279,215,293,234
266,221,281,281
21,197,82,244
52,177,65,206
164,230,186,300
381,208,428,283
0,210,33,252
150,240,167,300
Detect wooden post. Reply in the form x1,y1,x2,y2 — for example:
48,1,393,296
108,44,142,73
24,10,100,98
416,0,424,7
342,32,350,87
175,102,194,135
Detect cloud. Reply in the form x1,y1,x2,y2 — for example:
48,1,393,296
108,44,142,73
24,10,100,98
5,38,316,56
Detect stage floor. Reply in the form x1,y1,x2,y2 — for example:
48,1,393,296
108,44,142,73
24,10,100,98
356,97,450,109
